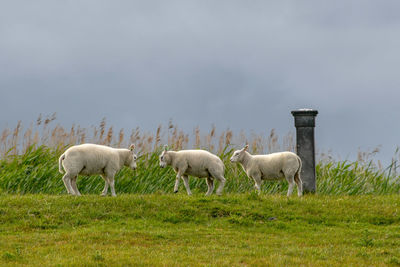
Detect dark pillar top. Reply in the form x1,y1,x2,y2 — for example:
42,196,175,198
291,109,318,193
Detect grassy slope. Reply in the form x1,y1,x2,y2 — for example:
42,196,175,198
1,194,400,266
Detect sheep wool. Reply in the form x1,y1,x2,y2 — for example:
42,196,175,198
230,145,302,196
59,143,137,196
159,146,226,196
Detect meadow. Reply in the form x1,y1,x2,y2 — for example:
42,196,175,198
1,194,400,266
1,115,400,266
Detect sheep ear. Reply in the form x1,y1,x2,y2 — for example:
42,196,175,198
129,144,135,151
243,144,249,151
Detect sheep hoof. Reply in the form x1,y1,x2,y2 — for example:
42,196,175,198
174,190,178,193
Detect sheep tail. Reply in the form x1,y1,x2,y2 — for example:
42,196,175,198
59,154,65,174
294,155,302,183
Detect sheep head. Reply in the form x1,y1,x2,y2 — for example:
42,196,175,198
230,144,249,163
159,145,171,168
126,144,137,170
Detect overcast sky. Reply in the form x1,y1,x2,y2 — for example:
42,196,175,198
1,1,400,163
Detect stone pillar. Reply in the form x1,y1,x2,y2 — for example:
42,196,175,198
291,109,318,193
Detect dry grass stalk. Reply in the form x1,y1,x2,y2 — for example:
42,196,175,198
154,125,161,150
206,125,216,151
0,116,299,161
105,127,113,145
225,130,232,146
22,124,33,153
283,131,295,152
36,114,42,126
118,128,124,147
130,127,140,145
218,131,225,154
92,126,98,141
267,129,279,153
11,121,22,155
99,118,106,143
79,127,86,144
69,125,76,145
1,128,10,157
195,127,200,148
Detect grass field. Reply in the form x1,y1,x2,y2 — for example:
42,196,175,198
1,118,400,266
1,194,400,266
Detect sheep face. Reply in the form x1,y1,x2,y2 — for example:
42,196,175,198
125,152,138,170
159,150,170,168
230,150,244,163
230,145,249,163
125,144,137,170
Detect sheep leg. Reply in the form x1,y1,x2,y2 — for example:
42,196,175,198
294,171,303,197
208,167,225,196
108,176,117,197
205,177,214,196
181,175,192,196
70,176,81,196
174,177,180,193
174,167,187,194
62,173,75,195
105,168,117,197
101,175,109,196
286,175,295,197
110,179,116,197
214,175,226,196
252,174,262,194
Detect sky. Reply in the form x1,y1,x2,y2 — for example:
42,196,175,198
1,1,400,164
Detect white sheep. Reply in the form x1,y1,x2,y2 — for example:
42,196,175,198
159,146,226,196
58,143,137,196
230,145,302,196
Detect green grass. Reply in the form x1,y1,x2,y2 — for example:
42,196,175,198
1,145,399,266
0,145,399,195
1,194,400,266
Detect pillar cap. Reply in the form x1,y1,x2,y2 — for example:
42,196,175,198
291,109,318,117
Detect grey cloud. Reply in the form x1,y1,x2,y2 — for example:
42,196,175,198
1,1,399,163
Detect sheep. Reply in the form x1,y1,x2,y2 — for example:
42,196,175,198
58,143,137,196
230,145,302,196
159,146,226,196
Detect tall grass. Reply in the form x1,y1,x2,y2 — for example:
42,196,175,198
0,114,294,158
0,114,399,195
